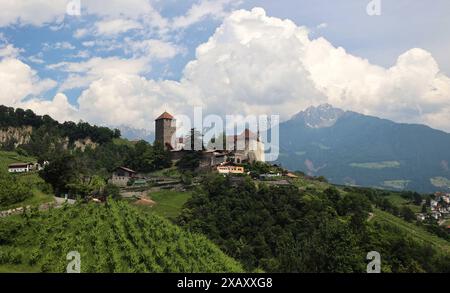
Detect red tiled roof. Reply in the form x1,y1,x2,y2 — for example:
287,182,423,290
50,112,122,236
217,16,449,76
156,111,174,120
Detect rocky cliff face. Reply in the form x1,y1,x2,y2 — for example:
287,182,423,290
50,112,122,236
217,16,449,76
73,137,98,151
0,126,97,151
0,126,33,147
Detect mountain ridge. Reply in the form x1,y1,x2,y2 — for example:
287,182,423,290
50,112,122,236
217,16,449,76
277,104,450,193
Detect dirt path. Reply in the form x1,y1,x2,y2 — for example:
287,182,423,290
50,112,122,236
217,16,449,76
0,197,75,218
135,197,156,206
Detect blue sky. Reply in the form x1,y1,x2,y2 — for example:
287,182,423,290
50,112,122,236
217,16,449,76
0,0,449,132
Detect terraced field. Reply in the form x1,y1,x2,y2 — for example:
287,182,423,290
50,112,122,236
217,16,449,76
0,200,243,273
372,209,450,253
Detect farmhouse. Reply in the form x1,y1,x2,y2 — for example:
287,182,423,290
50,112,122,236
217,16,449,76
110,166,137,186
217,165,245,175
8,162,33,173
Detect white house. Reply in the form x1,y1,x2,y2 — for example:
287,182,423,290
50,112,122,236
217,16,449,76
431,200,439,209
443,195,450,204
416,214,426,221
35,161,50,171
8,162,33,173
431,211,441,220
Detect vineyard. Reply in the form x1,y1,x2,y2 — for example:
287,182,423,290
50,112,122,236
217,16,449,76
0,200,243,273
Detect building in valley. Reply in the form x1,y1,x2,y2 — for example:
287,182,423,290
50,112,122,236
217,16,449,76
110,166,137,186
217,164,245,175
8,162,34,173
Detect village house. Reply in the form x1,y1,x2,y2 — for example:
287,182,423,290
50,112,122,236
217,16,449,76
416,213,426,221
444,196,450,204
217,164,245,175
259,173,282,180
430,200,439,209
431,211,442,220
110,166,137,186
8,162,34,173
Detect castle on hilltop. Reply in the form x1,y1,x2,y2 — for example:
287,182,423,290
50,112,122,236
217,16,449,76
154,111,265,167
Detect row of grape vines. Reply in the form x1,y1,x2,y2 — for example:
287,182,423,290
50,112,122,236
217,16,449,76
0,200,243,273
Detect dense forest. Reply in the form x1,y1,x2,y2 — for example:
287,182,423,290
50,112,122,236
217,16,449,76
0,200,243,273
178,175,450,273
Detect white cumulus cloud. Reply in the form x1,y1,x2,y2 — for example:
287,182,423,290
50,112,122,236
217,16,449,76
47,56,150,91
0,0,67,27
21,93,79,122
18,7,450,132
0,57,56,105
94,19,143,36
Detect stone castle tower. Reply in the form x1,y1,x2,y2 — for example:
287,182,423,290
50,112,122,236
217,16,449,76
155,111,176,150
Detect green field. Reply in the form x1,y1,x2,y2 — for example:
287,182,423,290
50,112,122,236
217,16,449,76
291,177,330,192
382,193,421,213
312,142,331,150
0,150,36,169
382,180,410,190
430,177,450,189
372,209,450,252
147,167,182,179
138,190,192,220
350,161,401,170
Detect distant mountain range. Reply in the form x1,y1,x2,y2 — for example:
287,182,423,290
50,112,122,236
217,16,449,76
277,104,450,193
117,125,154,142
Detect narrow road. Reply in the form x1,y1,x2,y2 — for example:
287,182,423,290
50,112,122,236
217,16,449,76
0,197,75,218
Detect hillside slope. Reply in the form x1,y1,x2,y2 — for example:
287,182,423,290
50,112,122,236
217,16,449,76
372,209,450,253
0,151,54,210
0,200,243,273
178,174,450,272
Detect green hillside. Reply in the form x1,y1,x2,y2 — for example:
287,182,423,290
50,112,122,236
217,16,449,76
179,174,450,273
0,150,36,169
372,209,450,253
0,151,54,210
0,200,243,273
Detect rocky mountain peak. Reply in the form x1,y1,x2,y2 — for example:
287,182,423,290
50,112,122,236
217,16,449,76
293,104,345,128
